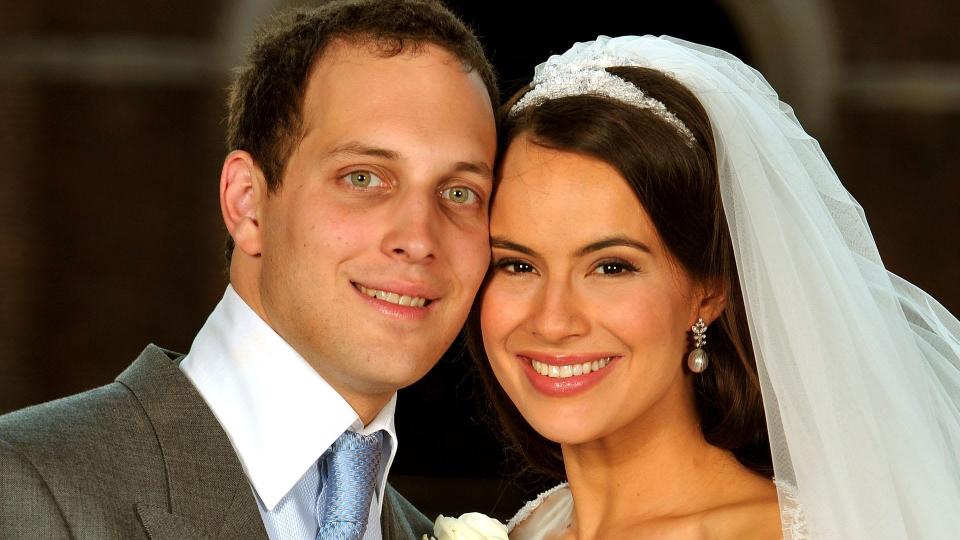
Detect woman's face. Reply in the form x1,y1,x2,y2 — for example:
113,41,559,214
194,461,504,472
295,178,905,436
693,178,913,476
481,135,710,445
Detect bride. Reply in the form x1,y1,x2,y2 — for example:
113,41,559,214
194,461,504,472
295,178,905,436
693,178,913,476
465,36,960,539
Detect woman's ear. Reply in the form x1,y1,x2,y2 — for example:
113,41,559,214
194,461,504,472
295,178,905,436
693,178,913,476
220,150,266,257
695,276,727,325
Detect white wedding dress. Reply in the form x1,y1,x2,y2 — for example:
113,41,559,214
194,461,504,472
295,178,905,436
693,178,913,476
506,481,807,540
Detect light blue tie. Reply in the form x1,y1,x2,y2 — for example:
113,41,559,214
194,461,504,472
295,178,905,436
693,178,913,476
315,430,384,540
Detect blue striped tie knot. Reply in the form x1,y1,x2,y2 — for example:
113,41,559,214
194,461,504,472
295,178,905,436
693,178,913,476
316,430,384,540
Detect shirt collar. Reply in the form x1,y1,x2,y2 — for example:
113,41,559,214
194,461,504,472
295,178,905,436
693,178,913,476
180,285,399,510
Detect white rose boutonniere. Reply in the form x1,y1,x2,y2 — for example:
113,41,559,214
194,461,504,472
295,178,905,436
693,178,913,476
422,512,510,540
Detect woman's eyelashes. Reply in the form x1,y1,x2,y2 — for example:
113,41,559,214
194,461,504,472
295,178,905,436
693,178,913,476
493,258,537,275
591,258,640,276
491,257,639,276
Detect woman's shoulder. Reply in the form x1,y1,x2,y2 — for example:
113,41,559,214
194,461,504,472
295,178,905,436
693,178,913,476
507,483,573,540
506,479,800,540
696,495,782,540
695,478,794,540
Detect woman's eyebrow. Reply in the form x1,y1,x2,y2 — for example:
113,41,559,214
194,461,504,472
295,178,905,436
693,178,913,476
491,236,651,258
490,237,538,257
574,236,651,256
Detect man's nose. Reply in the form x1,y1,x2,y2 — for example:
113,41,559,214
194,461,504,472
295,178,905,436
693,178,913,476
380,192,439,264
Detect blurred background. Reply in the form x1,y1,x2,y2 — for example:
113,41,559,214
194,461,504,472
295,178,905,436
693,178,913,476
1,0,957,521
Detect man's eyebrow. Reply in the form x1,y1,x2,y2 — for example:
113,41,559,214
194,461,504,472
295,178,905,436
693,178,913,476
575,236,652,257
327,142,491,180
453,160,493,181
327,141,400,160
491,237,538,257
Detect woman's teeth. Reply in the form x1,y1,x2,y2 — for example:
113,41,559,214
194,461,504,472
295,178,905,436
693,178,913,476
530,357,614,378
357,284,428,307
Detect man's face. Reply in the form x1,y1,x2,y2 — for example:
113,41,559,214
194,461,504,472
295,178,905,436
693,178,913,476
253,41,495,410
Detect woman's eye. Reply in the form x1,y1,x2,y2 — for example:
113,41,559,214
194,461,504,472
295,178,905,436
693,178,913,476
495,259,536,274
592,260,638,275
344,170,383,188
440,186,478,205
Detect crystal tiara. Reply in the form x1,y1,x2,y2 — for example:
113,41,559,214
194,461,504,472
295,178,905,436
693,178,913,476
508,57,697,146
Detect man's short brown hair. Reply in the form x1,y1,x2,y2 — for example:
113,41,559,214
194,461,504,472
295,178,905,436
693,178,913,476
226,0,498,191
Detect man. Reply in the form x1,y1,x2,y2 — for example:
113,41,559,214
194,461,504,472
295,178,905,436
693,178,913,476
0,1,497,538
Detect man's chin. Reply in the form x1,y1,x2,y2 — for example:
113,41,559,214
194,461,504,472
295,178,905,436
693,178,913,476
302,346,437,392
358,360,439,393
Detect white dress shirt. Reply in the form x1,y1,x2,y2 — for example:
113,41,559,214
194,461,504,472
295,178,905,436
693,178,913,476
180,285,398,540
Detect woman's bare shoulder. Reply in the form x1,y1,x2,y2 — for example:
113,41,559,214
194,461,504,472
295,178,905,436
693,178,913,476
699,490,781,540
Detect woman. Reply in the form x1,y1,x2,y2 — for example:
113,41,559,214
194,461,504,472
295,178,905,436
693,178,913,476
467,36,960,539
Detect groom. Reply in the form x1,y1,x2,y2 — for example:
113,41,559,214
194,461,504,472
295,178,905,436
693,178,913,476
0,1,497,538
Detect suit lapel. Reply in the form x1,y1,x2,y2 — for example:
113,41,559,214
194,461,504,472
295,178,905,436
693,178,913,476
381,483,434,540
118,346,268,540
381,488,399,540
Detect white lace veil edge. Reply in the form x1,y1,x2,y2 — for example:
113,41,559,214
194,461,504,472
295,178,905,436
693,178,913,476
535,36,960,539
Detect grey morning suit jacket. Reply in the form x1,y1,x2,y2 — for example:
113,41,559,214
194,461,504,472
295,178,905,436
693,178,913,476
0,345,432,539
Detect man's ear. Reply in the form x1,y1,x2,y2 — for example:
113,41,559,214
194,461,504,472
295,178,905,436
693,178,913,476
695,276,727,326
220,150,266,257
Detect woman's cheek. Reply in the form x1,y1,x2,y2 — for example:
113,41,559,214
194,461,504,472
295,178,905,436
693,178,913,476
480,284,513,355
480,281,532,384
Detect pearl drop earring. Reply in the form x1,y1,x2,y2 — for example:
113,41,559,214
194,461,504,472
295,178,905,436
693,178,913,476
687,317,709,373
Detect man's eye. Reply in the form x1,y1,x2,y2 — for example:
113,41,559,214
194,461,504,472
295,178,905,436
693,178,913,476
344,170,383,188
440,186,478,204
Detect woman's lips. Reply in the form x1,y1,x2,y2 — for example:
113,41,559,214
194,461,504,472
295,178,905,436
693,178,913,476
516,352,620,397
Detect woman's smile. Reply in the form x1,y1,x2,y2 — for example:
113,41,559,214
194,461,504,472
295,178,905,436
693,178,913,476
517,352,622,397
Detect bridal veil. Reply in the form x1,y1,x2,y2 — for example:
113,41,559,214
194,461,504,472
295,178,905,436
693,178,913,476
530,35,960,539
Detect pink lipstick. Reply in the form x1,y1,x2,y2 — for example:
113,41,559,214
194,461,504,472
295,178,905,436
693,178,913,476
516,351,620,397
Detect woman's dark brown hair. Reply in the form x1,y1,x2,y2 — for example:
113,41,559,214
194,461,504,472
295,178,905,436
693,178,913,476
466,66,772,480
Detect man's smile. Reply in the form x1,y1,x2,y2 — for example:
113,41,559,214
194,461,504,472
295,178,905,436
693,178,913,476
352,281,434,307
